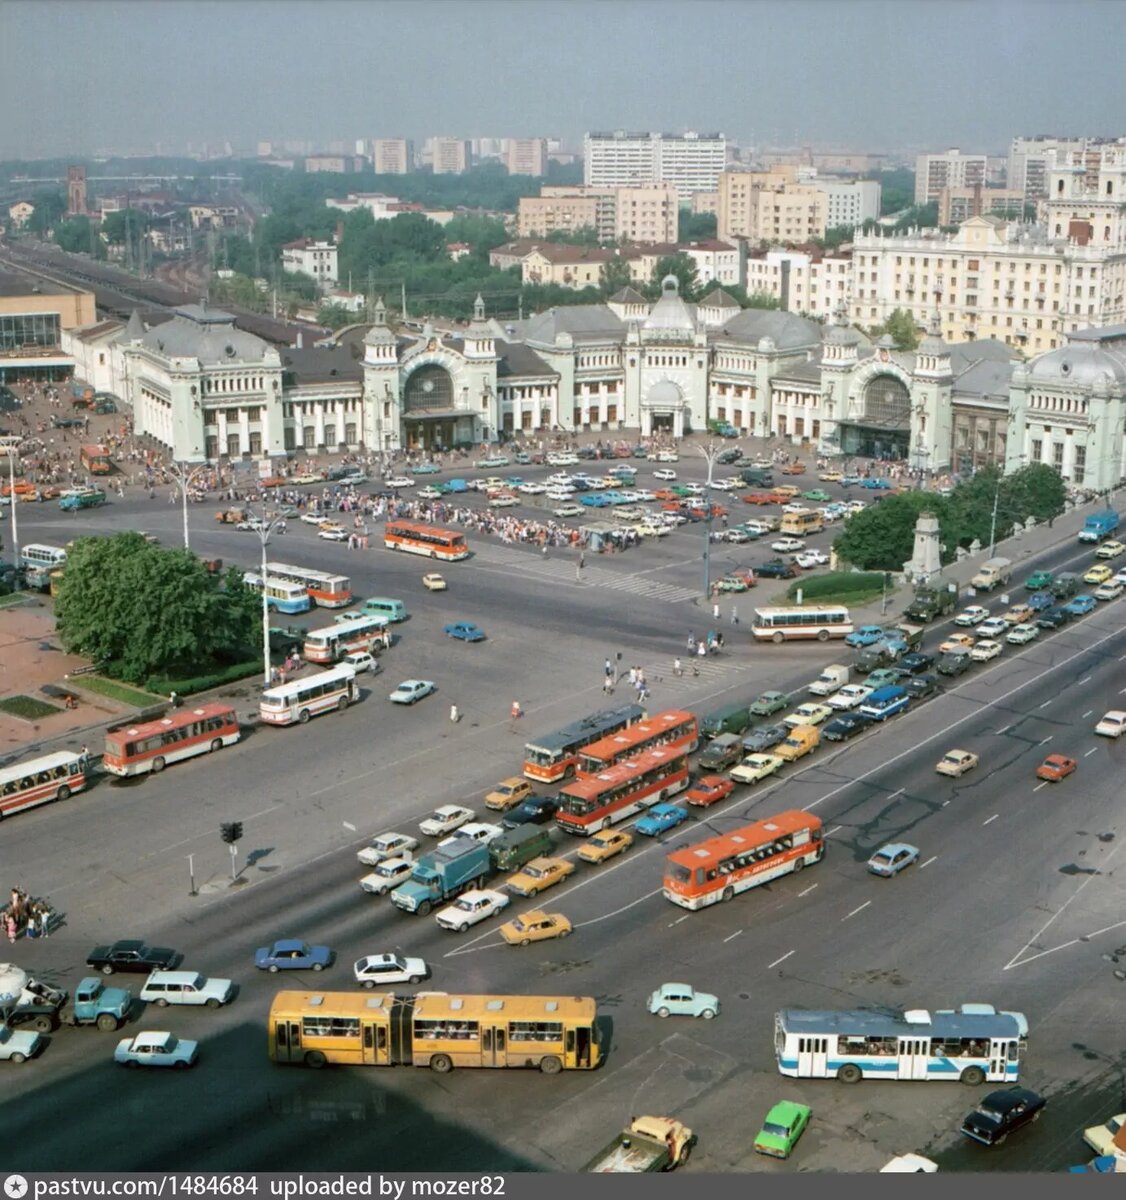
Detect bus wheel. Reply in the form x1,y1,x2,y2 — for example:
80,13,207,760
837,1063,862,1084
57,785,71,802
817,629,830,642
722,887,734,903
772,631,784,644
793,858,804,872
337,696,349,711
210,739,222,753
539,1056,562,1075
960,1065,986,1086
298,709,311,724
152,757,165,773
430,1054,453,1074
305,1051,327,1069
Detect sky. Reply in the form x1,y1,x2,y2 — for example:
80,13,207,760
2,0,1125,161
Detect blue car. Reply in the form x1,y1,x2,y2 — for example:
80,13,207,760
444,622,486,642
845,624,886,648
410,463,441,475
860,478,892,490
255,939,334,973
635,804,689,837
445,479,469,493
580,493,611,507
1027,590,1055,612
602,491,628,504
1064,594,1097,616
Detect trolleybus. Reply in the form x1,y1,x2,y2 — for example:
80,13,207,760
523,704,644,783
556,745,689,836
264,562,352,608
242,573,312,614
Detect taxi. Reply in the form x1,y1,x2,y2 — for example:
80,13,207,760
499,910,572,946
505,856,575,897
1083,563,1112,584
577,828,633,864
939,632,975,654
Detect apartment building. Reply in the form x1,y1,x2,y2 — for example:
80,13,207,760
938,185,1025,226
742,246,852,321
304,154,365,174
914,149,988,204
809,178,881,229
584,131,726,199
373,139,414,174
281,239,338,289
1008,135,1126,200
517,185,678,244
429,138,471,174
717,167,828,245
506,138,548,177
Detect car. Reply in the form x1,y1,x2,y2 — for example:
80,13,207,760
506,855,575,897
975,617,1009,638
1117,567,1126,585
729,753,785,784
419,805,474,837
685,775,735,808
441,822,505,850
318,525,350,542
577,827,634,864
422,573,447,591
939,632,975,654
647,982,720,1020
1024,569,1055,590
1095,710,1126,738
780,463,807,476
970,639,1003,662
87,940,180,976
389,679,436,704
783,702,833,727
897,651,936,675
771,536,805,553
140,971,234,1008
880,1154,939,1173
936,749,979,777
502,795,560,828
1026,590,1055,611
300,511,329,525
235,517,268,532
1094,579,1124,600
1036,753,1077,782
291,471,324,485
484,777,534,812
867,842,920,877
357,832,419,867
385,476,415,488
904,673,941,700
860,477,892,489
960,1086,1046,1146
434,888,511,932
341,650,378,674
635,804,689,837
1006,622,1040,645
474,456,509,469
1084,563,1113,584
359,856,414,895
1002,604,1036,626
487,493,519,508
352,954,428,988
444,621,486,643
114,1032,199,1069
866,667,907,688
755,558,799,579
579,493,610,507
750,691,789,716
411,463,442,475
754,1101,812,1159
1064,593,1098,616
553,502,583,517
1037,605,1071,628
826,684,873,711
254,940,334,973
953,605,990,627
741,722,789,753
802,489,832,502
418,486,444,500
795,549,829,569
845,624,886,648
652,468,677,481
821,713,868,742
518,482,546,495
1096,539,1126,559
499,909,572,946
1082,1112,1126,1156
818,470,842,482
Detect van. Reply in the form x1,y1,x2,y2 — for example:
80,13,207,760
489,825,552,873
857,686,910,721
139,970,234,1008
698,733,745,771
360,597,407,622
1049,572,1080,601
700,703,752,738
775,725,819,762
808,665,850,696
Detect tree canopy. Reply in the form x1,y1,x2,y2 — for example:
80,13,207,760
678,210,717,241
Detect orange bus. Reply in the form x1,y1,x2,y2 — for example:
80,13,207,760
384,521,470,561
577,709,699,776
0,751,87,819
662,810,824,910
523,704,644,783
102,703,241,777
556,745,690,836
80,444,112,475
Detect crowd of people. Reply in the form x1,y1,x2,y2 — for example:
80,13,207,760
3,886,52,943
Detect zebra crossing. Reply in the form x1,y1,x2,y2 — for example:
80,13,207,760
604,653,748,697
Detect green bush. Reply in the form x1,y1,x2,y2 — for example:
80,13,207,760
785,571,885,601
146,659,263,696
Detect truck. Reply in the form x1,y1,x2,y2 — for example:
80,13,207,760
741,468,775,489
59,489,107,512
215,507,250,525
584,1116,696,1173
0,964,131,1032
808,665,850,696
970,557,1012,591
1078,509,1119,543
904,582,957,622
391,839,492,916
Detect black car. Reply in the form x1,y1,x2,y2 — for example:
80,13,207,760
898,651,936,675
87,939,180,976
576,446,598,460
904,673,941,700
821,713,867,742
960,1087,1046,1146
52,416,85,429
937,651,972,677
1036,606,1071,629
502,796,560,829
716,448,742,465
755,558,799,579
741,722,789,753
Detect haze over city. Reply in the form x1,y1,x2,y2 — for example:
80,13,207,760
3,0,1126,159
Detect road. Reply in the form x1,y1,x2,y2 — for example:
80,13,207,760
3,460,1124,1173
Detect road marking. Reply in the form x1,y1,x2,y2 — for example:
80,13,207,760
723,930,743,943
1077,676,1092,685
1038,700,1052,709
826,825,842,836
342,821,356,832
767,950,794,969
983,813,999,825
668,914,690,927
995,725,1011,735
797,883,818,897
1084,747,1098,757
1006,918,1126,970
888,788,904,800
919,856,937,869
842,901,871,921
941,799,951,807
1039,735,1053,745
1081,711,1093,719
1033,782,1048,792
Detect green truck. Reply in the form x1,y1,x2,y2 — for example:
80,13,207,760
903,582,957,622
585,1116,696,1172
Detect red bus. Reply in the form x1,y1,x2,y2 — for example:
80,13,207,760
0,751,86,819
662,811,824,910
384,521,469,561
556,746,690,836
103,704,241,777
523,704,644,783
80,444,112,475
577,709,698,776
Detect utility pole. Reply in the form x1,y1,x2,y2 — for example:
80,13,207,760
696,440,722,605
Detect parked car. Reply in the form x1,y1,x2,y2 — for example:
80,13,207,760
635,804,689,837
960,1087,1046,1146
254,940,334,973
353,954,428,987
754,558,798,579
342,651,378,674
114,1032,199,1069
867,843,920,877
647,982,719,1019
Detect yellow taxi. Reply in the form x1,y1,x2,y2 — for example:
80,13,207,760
499,910,572,946
484,777,534,812
1095,540,1125,559
505,856,575,897
939,632,975,654
1083,563,1113,584
577,828,633,865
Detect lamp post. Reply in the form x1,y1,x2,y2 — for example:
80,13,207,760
249,509,285,686
696,441,722,605
1,436,22,575
165,457,209,551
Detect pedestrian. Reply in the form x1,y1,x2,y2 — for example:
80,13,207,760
602,675,614,694
450,704,460,723
169,690,180,708
628,666,638,687
511,700,522,720
673,657,683,677
713,602,720,620
38,904,50,939
697,640,707,659
604,657,613,679
5,914,15,944
79,744,90,770
731,605,739,625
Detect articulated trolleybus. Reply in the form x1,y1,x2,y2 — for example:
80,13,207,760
556,745,690,836
775,1004,1027,1085
523,704,645,784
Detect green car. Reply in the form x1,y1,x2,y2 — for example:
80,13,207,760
802,489,831,502
671,485,696,498
754,1100,812,1159
865,667,905,688
750,691,789,716
1025,569,1054,590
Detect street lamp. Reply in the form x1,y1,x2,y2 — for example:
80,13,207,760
165,456,209,551
1,436,22,574
248,508,285,687
696,440,723,605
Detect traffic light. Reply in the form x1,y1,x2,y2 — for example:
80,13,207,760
220,822,243,845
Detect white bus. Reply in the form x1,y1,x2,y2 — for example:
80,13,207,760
752,605,853,644
21,543,67,587
303,616,390,664
775,1005,1027,1085
242,573,312,615
259,665,360,726
0,750,87,819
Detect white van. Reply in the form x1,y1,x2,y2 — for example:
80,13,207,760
140,970,234,1008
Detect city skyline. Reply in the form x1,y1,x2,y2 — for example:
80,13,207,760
3,0,1126,161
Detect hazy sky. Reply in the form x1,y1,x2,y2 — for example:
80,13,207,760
3,0,1124,160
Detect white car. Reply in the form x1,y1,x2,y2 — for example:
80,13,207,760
385,476,414,488
139,971,234,1008
827,684,873,711
419,804,475,837
771,537,805,552
341,651,378,674
954,606,990,626
519,482,546,495
291,472,323,485
545,488,575,501
552,503,582,518
781,503,807,515
974,617,1008,638
488,494,519,508
654,451,679,462
359,856,414,895
632,489,656,502
318,527,348,541
418,486,443,500
435,888,511,932
546,473,573,486
844,500,866,513
0,1025,42,1063
299,511,327,525
710,479,735,491
652,468,677,481
970,639,1003,662
235,518,268,532
353,954,428,988
640,520,671,537
1095,710,1126,738
795,549,829,569
389,679,435,705
546,453,578,466
114,1032,198,1069
1006,623,1040,645
439,821,504,849
726,529,752,544
680,483,704,496
357,832,419,867
744,520,773,535
1094,580,1124,600
1115,567,1126,585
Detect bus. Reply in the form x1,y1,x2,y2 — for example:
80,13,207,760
303,615,390,664
779,508,824,537
384,520,470,561
577,709,699,775
268,990,600,1073
752,605,853,644
523,704,645,783
663,811,824,910
556,745,690,836
264,562,352,608
79,444,112,475
242,573,312,615
0,750,87,819
774,1004,1028,1085
102,703,241,777
20,543,67,589
259,665,359,726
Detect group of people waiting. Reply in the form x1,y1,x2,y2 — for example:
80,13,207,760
3,887,52,943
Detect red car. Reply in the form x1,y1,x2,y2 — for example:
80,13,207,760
780,463,807,475
685,775,735,808
1036,754,1077,782
742,492,777,505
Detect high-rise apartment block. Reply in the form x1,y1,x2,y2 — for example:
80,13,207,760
809,178,881,229
373,139,414,174
506,138,548,177
430,138,471,174
717,167,828,245
517,185,678,245
584,131,726,199
914,150,988,204
1008,135,1126,200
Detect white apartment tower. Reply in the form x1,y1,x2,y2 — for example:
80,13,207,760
373,139,413,174
430,138,470,175
506,138,548,177
914,149,988,204
584,131,726,199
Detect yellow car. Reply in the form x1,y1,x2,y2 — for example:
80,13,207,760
729,753,785,785
939,633,975,654
935,749,979,777
1084,563,1112,584
422,573,447,591
818,471,842,482
783,703,833,728
577,828,633,864
1082,1112,1126,1155
505,855,575,897
773,485,801,499
1002,605,1034,626
500,909,572,946
485,777,534,812
1095,540,1125,559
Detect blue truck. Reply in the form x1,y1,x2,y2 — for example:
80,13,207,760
391,838,491,916
1078,509,1119,543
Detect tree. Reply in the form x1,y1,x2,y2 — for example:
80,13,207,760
647,254,699,301
744,290,781,310
441,214,509,255
101,209,151,246
53,216,103,258
545,226,602,246
833,493,950,571
317,302,362,330
55,533,259,684
868,168,915,216
26,189,66,235
599,255,635,297
678,210,717,241
1002,462,1067,524
873,308,920,351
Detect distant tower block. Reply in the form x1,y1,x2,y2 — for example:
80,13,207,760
904,510,942,582
67,165,88,215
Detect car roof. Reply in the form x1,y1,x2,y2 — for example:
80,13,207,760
874,843,917,856
272,938,306,952
765,1100,809,1119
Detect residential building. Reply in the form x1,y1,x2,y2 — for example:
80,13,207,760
281,239,339,289
938,185,1025,226
743,245,853,321
430,137,470,175
517,184,678,244
304,154,365,174
914,149,988,204
717,167,828,245
614,185,679,245
506,138,548,177
521,244,617,289
373,139,414,174
691,191,720,217
446,242,473,262
1008,135,1126,200
326,193,423,219
7,201,34,228
809,178,881,229
322,289,367,313
584,131,726,199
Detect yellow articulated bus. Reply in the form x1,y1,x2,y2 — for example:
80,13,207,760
268,990,601,1074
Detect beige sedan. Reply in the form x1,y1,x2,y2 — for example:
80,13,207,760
935,749,980,777
422,573,447,591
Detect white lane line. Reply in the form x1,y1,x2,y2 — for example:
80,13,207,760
669,914,690,927
342,821,356,832
1084,747,1099,757
723,930,743,944
1081,711,1094,719
1006,918,1126,970
888,788,905,800
995,725,1011,735
797,884,818,897
767,950,794,969
1039,735,1053,745
843,901,871,921
1038,700,1052,709
1077,676,1092,686
983,813,999,825
245,804,281,821
942,799,951,807
827,825,842,836
920,856,937,869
